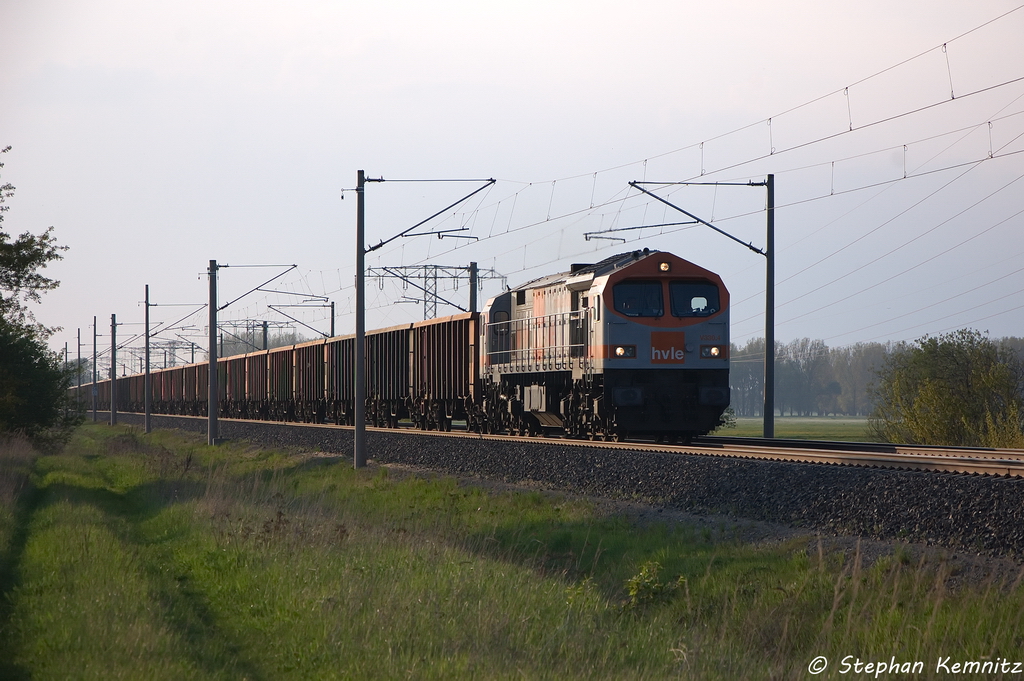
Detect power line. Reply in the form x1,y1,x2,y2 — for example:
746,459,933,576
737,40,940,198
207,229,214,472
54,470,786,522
113,8,1024,351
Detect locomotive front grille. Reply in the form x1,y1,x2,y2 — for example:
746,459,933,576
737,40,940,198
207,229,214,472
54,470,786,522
605,368,728,432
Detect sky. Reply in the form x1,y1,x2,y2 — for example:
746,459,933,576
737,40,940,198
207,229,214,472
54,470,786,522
2,0,1023,371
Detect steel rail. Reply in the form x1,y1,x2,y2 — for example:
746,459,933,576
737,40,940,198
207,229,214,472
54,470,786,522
671,440,1024,477
698,435,1024,461
107,412,1024,478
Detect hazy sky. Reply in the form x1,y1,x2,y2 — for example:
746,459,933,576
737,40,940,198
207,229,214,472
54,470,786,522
2,1,1023,368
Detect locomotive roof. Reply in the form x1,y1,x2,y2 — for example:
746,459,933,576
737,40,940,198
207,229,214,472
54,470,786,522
514,249,663,290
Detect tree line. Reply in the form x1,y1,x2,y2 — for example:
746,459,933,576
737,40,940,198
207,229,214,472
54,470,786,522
730,335,1024,420
216,329,309,360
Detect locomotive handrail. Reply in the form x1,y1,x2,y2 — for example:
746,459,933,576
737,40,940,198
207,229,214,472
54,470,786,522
485,309,590,371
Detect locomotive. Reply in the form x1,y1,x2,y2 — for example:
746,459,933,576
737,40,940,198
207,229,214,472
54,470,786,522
479,248,729,441
89,249,730,442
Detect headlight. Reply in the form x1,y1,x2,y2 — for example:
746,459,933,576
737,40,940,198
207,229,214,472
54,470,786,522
700,345,726,359
614,345,637,358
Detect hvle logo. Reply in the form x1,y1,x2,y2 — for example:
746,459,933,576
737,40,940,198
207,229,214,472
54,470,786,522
650,332,686,364
651,346,684,361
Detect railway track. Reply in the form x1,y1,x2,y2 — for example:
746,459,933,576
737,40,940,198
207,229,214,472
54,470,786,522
104,412,1024,478
395,426,1024,477
684,437,1024,478
99,412,1024,557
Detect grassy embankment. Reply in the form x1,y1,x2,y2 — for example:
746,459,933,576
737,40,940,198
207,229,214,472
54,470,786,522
727,416,870,441
1,423,1023,680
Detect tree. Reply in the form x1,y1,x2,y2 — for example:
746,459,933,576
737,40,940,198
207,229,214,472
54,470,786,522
0,146,77,443
729,338,765,417
1,147,68,331
832,342,888,416
782,338,831,416
0,319,76,438
869,329,1024,447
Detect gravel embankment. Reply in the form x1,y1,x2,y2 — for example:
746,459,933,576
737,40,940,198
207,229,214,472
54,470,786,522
110,413,1024,558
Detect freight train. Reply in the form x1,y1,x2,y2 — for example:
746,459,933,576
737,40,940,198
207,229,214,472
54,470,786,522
89,249,730,442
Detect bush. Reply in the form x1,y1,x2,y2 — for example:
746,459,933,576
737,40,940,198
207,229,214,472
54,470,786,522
0,318,79,445
869,329,1024,447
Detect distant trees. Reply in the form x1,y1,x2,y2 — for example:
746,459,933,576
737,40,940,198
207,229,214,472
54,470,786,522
215,329,310,359
0,146,77,443
730,338,891,418
729,338,766,417
830,343,889,416
730,332,1024,447
868,329,1024,447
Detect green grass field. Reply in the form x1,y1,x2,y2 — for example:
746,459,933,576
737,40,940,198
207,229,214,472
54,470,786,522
724,416,871,441
1,424,1021,680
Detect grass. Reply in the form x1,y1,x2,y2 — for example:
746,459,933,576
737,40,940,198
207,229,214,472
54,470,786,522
1,423,1023,679
0,435,36,568
725,416,870,441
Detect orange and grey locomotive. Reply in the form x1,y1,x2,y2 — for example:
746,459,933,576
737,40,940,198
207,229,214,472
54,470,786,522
479,248,729,441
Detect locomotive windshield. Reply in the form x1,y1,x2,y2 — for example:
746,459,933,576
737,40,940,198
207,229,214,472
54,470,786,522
613,280,663,317
670,281,720,317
